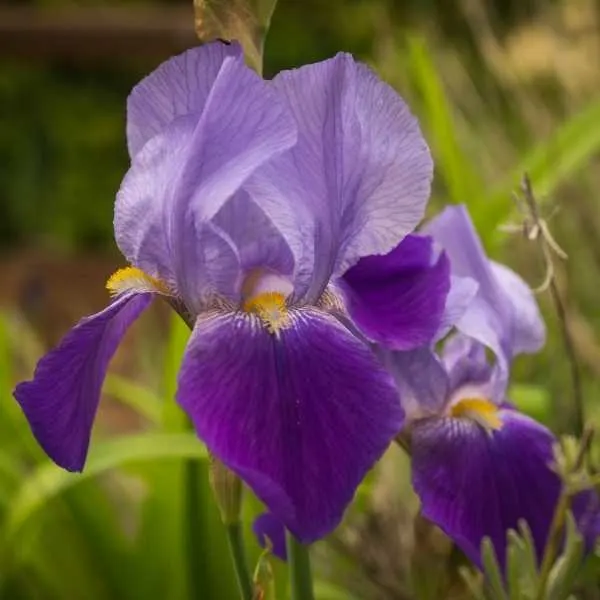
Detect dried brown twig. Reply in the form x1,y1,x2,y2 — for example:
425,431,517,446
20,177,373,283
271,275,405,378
503,174,584,436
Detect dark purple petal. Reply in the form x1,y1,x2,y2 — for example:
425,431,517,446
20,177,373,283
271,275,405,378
248,54,433,302
411,409,561,568
382,347,449,418
177,308,403,542
340,235,450,350
13,293,152,471
116,52,296,309
253,513,287,561
127,41,242,157
424,205,545,362
572,490,600,552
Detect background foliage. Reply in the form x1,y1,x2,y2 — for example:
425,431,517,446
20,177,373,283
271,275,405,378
1,0,600,598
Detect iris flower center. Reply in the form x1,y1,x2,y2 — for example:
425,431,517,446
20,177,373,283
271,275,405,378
449,397,502,432
243,292,289,334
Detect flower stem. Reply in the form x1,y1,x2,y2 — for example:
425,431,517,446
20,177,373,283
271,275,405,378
286,531,315,600
185,459,205,600
225,522,253,600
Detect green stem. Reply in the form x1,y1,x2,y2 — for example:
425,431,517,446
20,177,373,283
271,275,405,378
286,531,315,600
225,522,253,600
185,460,205,600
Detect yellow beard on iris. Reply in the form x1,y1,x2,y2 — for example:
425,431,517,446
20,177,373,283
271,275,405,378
106,266,170,296
243,292,290,335
449,397,502,432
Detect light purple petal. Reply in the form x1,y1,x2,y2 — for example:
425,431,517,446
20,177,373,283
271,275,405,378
116,51,296,310
127,41,242,157
13,293,152,472
411,409,561,568
441,334,495,395
115,120,242,299
116,117,191,285
382,347,449,418
424,205,545,362
177,308,403,542
423,206,507,356
340,235,450,350
435,275,479,342
213,191,294,278
253,513,287,561
249,54,433,302
490,261,545,354
168,58,296,309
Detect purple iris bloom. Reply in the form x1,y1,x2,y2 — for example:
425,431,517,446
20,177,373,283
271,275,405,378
386,204,599,567
14,41,450,542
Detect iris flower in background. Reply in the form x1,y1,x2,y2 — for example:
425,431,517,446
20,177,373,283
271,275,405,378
14,41,451,543
386,204,599,567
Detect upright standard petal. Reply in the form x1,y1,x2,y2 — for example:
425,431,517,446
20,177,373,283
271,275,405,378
177,309,403,542
116,122,242,301
424,205,545,361
340,235,450,350
213,191,295,279
116,52,296,309
13,293,152,472
127,41,243,157
410,409,561,568
435,275,479,342
489,261,545,354
250,54,433,301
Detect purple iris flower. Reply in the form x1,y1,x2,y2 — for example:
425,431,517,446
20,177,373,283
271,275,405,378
386,204,600,567
14,41,450,542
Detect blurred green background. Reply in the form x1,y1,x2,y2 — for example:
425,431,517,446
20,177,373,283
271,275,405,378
1,0,600,598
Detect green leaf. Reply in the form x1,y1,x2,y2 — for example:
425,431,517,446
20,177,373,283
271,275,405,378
496,97,600,201
2,432,208,542
509,384,551,423
481,537,508,600
487,96,600,237
103,373,162,424
313,580,361,600
506,530,524,599
547,512,584,600
517,519,539,589
405,35,481,206
161,312,190,431
194,0,279,74
459,566,485,600
128,314,192,600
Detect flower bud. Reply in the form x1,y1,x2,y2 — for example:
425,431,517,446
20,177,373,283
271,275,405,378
209,456,242,525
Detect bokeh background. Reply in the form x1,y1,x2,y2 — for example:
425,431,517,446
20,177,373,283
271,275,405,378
1,0,600,598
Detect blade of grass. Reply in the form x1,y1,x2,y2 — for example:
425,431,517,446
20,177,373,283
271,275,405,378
103,373,162,424
485,97,600,245
405,35,482,207
492,97,600,207
2,432,208,542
